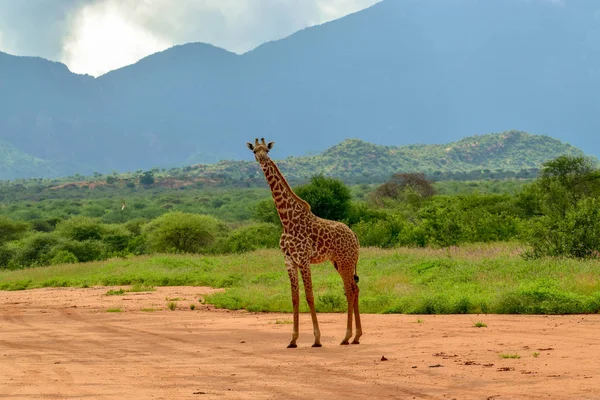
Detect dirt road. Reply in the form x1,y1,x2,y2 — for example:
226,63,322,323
0,286,598,399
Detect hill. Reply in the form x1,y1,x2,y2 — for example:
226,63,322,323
0,139,85,180
185,131,589,184
2,0,600,175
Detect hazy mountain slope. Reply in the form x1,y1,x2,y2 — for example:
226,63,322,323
0,51,104,165
1,0,600,175
187,131,590,183
0,139,82,180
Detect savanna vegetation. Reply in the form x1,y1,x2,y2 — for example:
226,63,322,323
1,154,599,314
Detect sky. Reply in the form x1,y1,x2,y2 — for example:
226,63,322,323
0,0,380,77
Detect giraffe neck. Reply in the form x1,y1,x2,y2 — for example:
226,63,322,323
259,158,311,228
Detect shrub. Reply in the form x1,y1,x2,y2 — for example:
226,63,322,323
0,216,29,244
219,223,281,253
55,216,104,241
139,171,155,186
143,212,227,254
12,233,61,268
524,197,600,259
294,175,352,221
50,250,78,265
56,240,107,262
102,224,132,255
252,199,280,225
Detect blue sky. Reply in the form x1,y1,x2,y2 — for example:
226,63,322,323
0,0,380,76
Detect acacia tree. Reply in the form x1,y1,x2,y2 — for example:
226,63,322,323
522,155,600,258
294,175,352,221
143,212,226,253
371,172,436,206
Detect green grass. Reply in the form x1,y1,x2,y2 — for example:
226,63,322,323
106,308,122,313
473,321,487,328
500,353,521,359
105,288,125,296
2,244,600,314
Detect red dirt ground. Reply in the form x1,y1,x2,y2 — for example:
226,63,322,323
1,286,599,399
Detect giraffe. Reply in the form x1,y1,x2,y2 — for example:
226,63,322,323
246,138,362,348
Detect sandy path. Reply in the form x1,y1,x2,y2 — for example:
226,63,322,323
0,286,599,400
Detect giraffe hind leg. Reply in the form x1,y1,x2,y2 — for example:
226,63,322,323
340,267,358,345
351,283,362,344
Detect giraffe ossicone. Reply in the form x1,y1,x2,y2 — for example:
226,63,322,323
247,138,362,348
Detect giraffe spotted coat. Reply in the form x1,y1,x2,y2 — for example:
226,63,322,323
247,138,362,348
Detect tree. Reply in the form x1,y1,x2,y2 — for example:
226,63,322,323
139,171,155,186
294,175,352,221
0,216,29,244
253,199,280,225
521,155,600,258
143,212,226,254
371,172,436,206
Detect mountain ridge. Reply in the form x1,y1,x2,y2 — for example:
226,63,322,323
1,0,600,174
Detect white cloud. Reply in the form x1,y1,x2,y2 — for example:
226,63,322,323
0,29,14,55
62,1,172,76
60,0,381,76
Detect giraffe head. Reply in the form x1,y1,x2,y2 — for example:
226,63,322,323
246,138,274,163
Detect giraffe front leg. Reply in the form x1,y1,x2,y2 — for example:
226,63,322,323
340,278,357,345
286,258,300,348
299,262,321,347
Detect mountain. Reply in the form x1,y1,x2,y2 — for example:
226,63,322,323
183,131,591,184
0,139,83,180
2,0,600,176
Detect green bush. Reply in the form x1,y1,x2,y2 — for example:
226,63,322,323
294,175,352,221
352,215,409,248
520,156,600,258
524,197,600,258
143,212,227,254
0,216,29,244
55,216,104,241
55,240,107,263
50,250,78,265
102,224,132,255
218,223,281,253
0,245,15,269
252,199,280,225
12,233,61,268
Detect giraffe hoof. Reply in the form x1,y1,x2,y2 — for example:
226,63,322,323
287,343,297,349
340,341,350,346
351,340,360,345
312,343,322,348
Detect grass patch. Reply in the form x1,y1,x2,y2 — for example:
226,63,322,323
167,301,177,311
128,283,155,292
141,308,156,312
106,308,122,312
275,319,292,324
533,352,540,358
473,321,487,328
2,245,600,314
105,288,125,296
500,353,521,359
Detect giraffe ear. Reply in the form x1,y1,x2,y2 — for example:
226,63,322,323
246,142,254,150
267,142,275,150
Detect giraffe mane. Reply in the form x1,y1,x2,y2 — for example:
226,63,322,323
269,159,311,211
